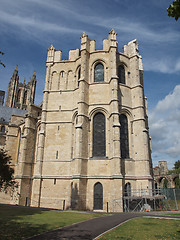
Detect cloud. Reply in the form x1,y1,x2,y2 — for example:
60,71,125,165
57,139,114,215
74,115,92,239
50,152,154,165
0,10,83,35
144,57,180,74
1,0,180,46
149,85,180,168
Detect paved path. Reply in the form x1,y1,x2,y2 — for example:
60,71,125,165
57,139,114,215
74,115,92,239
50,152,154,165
26,211,180,240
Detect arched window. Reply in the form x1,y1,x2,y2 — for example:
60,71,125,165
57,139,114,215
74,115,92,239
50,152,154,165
93,113,106,157
1,125,5,133
17,89,21,102
94,182,103,210
23,91,27,104
124,182,131,196
120,114,129,159
118,65,125,84
94,63,104,82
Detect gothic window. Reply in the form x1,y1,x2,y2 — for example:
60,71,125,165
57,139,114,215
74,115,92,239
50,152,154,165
94,63,104,82
94,182,103,210
23,91,27,104
93,113,106,157
17,89,21,102
124,182,131,196
120,114,129,159
118,65,125,84
1,125,5,133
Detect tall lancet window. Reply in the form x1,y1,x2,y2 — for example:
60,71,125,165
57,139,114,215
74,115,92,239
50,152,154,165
120,114,129,158
118,65,125,84
23,91,27,104
17,89,21,102
94,63,104,82
93,113,106,157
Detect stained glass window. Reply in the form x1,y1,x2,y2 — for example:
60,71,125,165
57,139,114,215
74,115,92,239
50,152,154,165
94,63,104,82
120,114,129,158
93,113,106,157
118,65,125,84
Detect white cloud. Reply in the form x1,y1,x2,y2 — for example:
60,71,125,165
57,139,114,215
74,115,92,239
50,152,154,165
0,10,83,35
144,58,180,74
149,85,180,169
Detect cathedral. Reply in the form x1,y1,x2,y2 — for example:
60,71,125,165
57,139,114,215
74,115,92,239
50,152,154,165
0,30,153,212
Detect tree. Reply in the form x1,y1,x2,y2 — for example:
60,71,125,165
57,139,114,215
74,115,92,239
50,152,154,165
0,149,17,192
174,160,180,169
0,51,5,68
167,0,180,20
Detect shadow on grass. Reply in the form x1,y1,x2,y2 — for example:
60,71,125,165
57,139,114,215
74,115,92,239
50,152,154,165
0,205,53,240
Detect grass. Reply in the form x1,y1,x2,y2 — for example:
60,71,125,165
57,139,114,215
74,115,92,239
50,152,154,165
99,217,180,240
0,205,103,240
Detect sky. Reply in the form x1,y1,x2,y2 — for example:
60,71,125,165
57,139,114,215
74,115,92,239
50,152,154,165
0,0,180,169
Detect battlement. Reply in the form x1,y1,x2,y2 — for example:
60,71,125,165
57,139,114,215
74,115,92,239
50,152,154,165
46,29,140,63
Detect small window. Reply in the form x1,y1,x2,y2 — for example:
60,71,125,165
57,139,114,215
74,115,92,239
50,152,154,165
56,151,58,159
1,125,5,133
60,71,64,78
94,63,104,82
78,68,81,80
118,65,125,84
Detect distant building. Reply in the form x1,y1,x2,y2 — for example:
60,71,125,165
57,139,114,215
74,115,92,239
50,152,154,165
0,90,5,106
153,161,179,188
0,30,153,212
5,66,36,110
0,67,36,149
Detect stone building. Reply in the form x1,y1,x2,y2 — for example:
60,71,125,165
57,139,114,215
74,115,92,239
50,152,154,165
5,66,36,110
0,67,36,150
154,161,179,189
0,30,153,212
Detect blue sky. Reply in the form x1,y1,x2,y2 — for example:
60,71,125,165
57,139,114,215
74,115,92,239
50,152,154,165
0,0,180,169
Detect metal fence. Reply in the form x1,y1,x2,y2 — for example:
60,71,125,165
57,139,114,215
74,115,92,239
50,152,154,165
122,188,180,212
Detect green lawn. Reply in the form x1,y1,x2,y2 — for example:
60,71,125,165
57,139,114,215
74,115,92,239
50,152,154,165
0,205,103,240
100,217,180,240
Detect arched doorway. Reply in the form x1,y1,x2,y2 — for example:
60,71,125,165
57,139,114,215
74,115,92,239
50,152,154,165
124,182,131,196
93,182,103,210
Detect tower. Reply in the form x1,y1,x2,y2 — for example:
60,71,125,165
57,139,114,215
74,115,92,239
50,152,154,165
30,30,153,212
5,67,37,110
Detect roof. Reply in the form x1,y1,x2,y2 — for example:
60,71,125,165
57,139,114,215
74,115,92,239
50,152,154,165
0,106,27,124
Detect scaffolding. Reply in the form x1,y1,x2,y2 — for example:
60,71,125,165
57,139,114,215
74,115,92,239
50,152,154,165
122,188,180,212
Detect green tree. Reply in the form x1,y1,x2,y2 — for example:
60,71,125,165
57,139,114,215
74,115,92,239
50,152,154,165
174,160,180,169
0,149,17,192
167,0,180,20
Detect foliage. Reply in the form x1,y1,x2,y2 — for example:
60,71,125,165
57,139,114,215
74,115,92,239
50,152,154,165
0,51,5,68
167,0,180,20
174,160,180,169
0,149,17,192
0,205,104,240
168,160,180,175
100,218,180,240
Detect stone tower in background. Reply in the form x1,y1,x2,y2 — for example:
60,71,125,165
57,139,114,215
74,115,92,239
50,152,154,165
0,90,5,106
5,66,36,110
